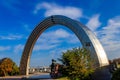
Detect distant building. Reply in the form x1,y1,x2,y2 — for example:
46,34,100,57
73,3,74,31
29,66,51,74
29,68,35,74
113,58,120,68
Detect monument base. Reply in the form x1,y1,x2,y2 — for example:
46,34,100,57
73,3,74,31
92,66,111,80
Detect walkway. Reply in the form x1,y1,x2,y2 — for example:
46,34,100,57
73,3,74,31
0,73,53,80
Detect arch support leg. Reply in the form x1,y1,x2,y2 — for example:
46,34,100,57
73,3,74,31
20,68,28,75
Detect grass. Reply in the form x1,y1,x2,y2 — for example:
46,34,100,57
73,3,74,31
56,77,69,80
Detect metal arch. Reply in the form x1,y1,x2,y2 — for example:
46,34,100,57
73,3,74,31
20,15,109,75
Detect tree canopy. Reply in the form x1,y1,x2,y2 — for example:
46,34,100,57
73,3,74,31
0,58,19,76
58,48,94,80
112,68,120,80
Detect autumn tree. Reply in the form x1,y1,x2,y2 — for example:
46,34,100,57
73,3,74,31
0,58,19,76
58,48,94,80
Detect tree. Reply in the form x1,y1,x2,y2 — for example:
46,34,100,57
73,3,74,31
58,48,94,80
11,62,19,75
0,58,19,76
112,68,120,80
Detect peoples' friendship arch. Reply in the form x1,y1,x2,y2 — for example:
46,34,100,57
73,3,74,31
20,15,111,80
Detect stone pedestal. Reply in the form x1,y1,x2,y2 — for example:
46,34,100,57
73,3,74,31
92,66,111,80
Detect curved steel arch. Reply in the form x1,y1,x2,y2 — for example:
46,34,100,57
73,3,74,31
20,15,109,75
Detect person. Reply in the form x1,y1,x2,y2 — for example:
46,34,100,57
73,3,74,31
50,59,56,72
50,59,57,78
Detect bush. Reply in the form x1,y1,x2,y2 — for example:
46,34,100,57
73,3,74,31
112,68,120,80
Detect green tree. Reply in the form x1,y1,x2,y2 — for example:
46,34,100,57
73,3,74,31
112,68,120,80
0,58,19,76
58,48,94,80
10,62,19,75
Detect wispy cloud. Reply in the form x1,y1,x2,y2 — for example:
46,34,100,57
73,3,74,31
36,28,71,45
86,14,101,31
33,28,80,51
30,55,52,67
96,16,120,59
23,24,32,32
0,46,11,51
33,44,58,51
13,44,24,54
42,29,70,39
33,2,82,19
0,34,23,40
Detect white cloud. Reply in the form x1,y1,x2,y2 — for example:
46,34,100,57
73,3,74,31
33,44,57,51
42,29,70,38
33,28,70,51
33,2,82,19
96,16,120,59
86,14,101,31
37,28,71,44
33,28,80,51
0,46,11,51
54,29,70,38
0,34,23,40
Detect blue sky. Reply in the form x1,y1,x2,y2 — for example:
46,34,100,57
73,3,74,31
0,0,120,67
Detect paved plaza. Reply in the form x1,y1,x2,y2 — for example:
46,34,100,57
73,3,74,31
0,73,52,80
